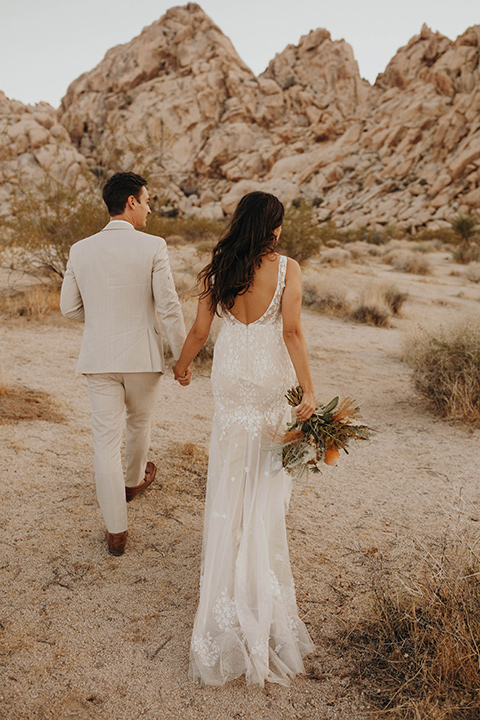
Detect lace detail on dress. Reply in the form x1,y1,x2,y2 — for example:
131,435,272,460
211,256,294,441
191,631,220,668
214,589,238,631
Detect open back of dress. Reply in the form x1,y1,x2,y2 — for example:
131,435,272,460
189,255,314,686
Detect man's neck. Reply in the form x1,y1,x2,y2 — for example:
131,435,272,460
110,214,135,228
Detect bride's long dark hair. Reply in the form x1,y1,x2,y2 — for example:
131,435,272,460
198,191,284,313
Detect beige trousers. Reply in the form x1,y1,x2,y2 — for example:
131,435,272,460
85,372,162,533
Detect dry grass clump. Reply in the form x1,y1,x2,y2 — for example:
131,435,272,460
382,284,408,316
464,262,480,284
302,271,407,327
302,272,349,317
347,537,480,719
366,245,384,257
319,247,351,267
345,242,370,262
404,319,480,425
384,249,431,275
0,383,65,424
452,245,480,264
350,284,407,327
350,287,391,328
0,284,61,318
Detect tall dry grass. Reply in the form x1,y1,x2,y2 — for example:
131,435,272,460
384,249,431,275
404,319,480,425
302,271,407,327
0,284,61,319
350,286,392,327
347,535,480,719
319,247,352,267
302,272,350,317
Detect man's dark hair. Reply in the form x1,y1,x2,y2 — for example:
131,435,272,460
102,172,147,216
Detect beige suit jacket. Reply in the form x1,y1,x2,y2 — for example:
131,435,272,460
60,220,186,374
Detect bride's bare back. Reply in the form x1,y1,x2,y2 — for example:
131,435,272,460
229,253,280,325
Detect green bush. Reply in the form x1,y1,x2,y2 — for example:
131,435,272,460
0,177,107,281
278,201,322,263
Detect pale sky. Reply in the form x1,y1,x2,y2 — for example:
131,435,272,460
1,0,479,108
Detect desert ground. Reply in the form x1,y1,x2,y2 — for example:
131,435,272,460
1,241,480,720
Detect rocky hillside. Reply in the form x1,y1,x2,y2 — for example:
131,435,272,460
1,3,479,231
0,92,87,212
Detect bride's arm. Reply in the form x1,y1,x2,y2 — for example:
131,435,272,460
282,258,315,421
172,293,215,381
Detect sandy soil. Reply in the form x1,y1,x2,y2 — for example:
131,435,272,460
1,246,480,720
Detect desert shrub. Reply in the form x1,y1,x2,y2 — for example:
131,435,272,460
348,537,480,719
278,201,322,263
302,272,349,316
366,245,384,257
146,214,225,244
382,284,408,315
452,244,480,264
384,249,430,275
342,224,397,245
345,242,369,261
415,226,456,244
404,319,480,424
0,177,107,281
0,284,61,318
450,213,480,264
464,262,480,284
410,239,441,253
319,247,351,267
317,219,342,244
350,287,391,327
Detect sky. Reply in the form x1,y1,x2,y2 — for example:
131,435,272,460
1,0,479,108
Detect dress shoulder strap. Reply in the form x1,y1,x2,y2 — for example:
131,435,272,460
278,255,287,289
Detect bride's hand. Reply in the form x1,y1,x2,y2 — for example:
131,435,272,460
173,364,192,386
295,390,315,422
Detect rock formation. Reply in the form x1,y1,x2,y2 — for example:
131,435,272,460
1,3,479,231
0,92,87,214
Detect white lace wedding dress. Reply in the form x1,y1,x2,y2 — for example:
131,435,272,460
189,256,315,686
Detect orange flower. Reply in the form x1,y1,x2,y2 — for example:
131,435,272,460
324,447,340,466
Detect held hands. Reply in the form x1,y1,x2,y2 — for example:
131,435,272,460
172,363,192,387
295,389,315,422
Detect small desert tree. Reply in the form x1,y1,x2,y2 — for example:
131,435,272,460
0,176,107,282
278,201,322,263
450,212,479,263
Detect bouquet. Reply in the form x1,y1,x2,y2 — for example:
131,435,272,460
278,386,373,478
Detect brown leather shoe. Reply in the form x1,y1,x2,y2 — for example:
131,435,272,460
106,530,127,556
125,461,157,502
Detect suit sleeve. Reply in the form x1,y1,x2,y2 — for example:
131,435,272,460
152,240,186,361
60,256,85,322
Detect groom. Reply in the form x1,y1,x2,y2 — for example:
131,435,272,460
60,172,190,556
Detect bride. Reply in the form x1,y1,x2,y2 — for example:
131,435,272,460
173,191,316,686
